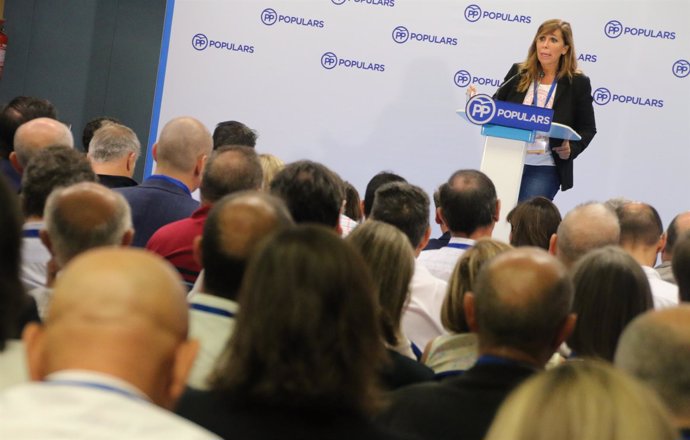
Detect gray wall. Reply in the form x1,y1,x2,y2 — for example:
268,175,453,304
0,0,166,181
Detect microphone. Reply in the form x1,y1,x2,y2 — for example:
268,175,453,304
492,70,523,99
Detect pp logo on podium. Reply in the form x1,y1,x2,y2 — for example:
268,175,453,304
465,94,496,125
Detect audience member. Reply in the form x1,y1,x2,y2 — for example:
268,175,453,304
347,220,435,388
673,233,690,302
212,120,257,148
187,191,293,389
548,202,620,267
485,361,676,440
344,182,363,223
424,238,512,377
269,160,344,231
369,181,447,351
20,146,96,291
616,202,678,308
31,182,133,318
418,170,500,281
507,196,561,249
87,122,140,188
616,306,690,436
117,117,212,247
146,146,262,285
10,118,74,175
81,116,121,153
258,153,284,190
0,97,56,190
423,186,451,251
177,226,406,439
362,171,407,218
378,248,575,440
0,248,217,438
567,246,653,361
657,211,690,284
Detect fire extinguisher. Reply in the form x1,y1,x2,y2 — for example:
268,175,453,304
0,19,7,79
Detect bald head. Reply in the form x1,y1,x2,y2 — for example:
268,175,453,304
201,191,293,300
615,307,690,426
554,202,620,267
663,211,690,261
469,247,574,363
154,117,212,174
24,248,196,408
12,118,74,170
43,182,133,268
617,202,663,248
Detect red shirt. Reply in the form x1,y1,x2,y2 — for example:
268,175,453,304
146,204,211,285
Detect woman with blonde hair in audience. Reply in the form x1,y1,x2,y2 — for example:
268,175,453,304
568,246,653,361
347,220,434,389
176,225,408,439
423,238,512,377
485,360,677,440
258,153,284,190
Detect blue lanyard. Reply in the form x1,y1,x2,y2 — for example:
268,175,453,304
190,302,235,318
446,243,472,250
475,355,536,370
22,229,40,238
147,174,191,195
46,380,146,402
532,79,557,108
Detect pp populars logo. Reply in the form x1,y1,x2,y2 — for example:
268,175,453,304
261,8,278,25
192,33,209,51
464,4,482,22
392,26,410,44
321,52,338,70
465,94,496,125
454,70,471,87
673,60,690,78
604,20,623,38
593,87,612,105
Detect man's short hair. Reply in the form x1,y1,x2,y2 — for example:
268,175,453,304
202,192,293,300
556,202,620,266
473,248,573,356
44,183,132,267
441,169,497,235
369,181,429,249
82,116,121,152
21,146,97,218
87,123,140,163
0,97,56,152
363,172,407,217
673,232,690,302
617,202,663,247
212,120,257,148
269,160,344,228
199,146,263,203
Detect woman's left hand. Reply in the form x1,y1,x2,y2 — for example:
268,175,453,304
553,140,571,159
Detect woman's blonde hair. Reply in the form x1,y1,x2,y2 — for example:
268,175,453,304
258,153,284,190
441,238,512,333
485,360,677,440
517,19,579,93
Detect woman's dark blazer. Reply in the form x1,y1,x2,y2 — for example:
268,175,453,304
493,63,597,191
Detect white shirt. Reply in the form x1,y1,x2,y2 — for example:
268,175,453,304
0,340,28,391
187,293,238,390
20,221,50,291
401,263,448,350
0,370,218,439
643,265,679,309
416,237,476,282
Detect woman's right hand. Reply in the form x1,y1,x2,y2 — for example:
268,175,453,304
466,85,478,101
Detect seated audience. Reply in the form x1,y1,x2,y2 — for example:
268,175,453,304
146,146,263,285
212,120,257,148
10,117,74,175
567,246,653,361
616,307,690,437
418,170,499,281
20,146,96,290
258,153,284,190
31,182,133,318
117,117,212,247
673,233,690,301
369,182,447,351
346,220,434,388
423,186,450,251
177,226,406,439
340,181,362,236
423,238,512,377
87,122,140,188
484,361,677,440
0,248,217,438
616,202,679,308
362,171,407,219
378,248,575,440
658,211,690,284
507,196,561,249
81,116,121,152
187,191,293,389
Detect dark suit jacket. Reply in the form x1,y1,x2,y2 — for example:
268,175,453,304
117,176,199,247
423,231,451,251
494,63,597,191
377,360,537,440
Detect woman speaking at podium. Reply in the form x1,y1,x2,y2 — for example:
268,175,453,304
492,19,597,202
